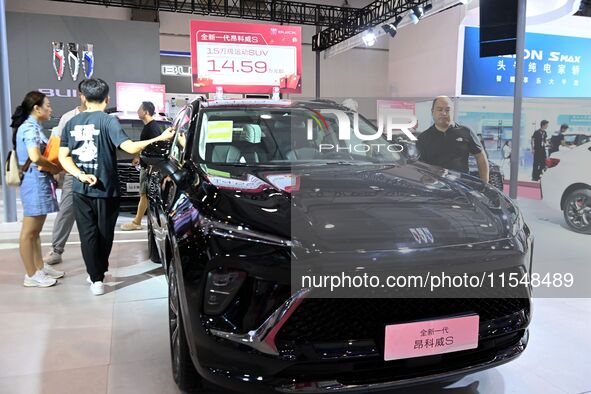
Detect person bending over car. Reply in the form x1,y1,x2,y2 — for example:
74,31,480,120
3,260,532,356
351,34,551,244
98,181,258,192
417,96,489,183
58,78,175,296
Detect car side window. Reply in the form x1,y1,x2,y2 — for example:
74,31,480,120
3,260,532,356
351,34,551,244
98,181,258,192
170,106,192,165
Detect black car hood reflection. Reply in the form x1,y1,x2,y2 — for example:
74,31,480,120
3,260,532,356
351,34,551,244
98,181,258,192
195,162,515,252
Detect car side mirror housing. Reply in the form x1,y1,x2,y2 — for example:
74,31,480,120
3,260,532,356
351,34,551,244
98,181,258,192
171,168,189,187
141,141,171,167
149,158,192,189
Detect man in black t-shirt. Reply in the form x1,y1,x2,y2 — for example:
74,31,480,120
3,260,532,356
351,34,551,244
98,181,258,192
59,79,175,296
417,96,489,182
548,123,568,156
121,101,162,231
531,120,548,181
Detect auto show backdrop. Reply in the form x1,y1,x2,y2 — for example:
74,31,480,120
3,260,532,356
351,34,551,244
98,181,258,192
6,12,160,117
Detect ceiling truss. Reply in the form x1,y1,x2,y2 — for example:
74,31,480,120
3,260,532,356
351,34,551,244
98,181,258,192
50,0,439,51
49,0,361,28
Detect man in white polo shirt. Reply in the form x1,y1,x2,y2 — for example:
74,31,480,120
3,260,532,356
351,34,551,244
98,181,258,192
43,81,86,265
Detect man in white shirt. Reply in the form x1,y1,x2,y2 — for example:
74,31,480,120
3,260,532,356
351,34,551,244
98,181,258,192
44,82,86,265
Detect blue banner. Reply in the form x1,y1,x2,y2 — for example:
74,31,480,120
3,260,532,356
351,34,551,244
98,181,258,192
557,114,591,126
462,26,591,98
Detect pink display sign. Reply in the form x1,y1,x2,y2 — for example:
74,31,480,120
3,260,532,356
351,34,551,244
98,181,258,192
384,314,479,361
377,100,416,113
190,20,302,94
115,82,166,114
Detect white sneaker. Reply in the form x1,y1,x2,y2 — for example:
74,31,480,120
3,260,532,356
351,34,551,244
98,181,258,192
43,251,62,265
90,281,105,296
24,270,57,288
43,263,65,279
87,272,109,284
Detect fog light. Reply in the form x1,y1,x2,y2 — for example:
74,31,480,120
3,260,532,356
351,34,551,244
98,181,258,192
204,269,246,315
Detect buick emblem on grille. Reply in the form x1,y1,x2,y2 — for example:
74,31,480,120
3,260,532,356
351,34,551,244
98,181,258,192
409,227,435,244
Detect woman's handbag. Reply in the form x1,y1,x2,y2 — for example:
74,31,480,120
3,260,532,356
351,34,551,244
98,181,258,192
4,150,31,187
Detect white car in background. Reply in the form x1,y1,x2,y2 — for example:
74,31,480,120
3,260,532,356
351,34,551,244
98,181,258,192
541,142,591,234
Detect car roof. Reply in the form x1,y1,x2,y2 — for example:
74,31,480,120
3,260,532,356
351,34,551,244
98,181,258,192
109,112,171,123
197,98,350,111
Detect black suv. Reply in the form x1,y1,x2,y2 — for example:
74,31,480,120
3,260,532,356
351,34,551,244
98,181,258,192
142,99,532,393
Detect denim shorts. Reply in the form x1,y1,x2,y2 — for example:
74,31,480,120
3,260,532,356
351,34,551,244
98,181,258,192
20,166,59,217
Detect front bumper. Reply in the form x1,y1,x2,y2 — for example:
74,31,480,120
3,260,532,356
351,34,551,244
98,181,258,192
192,304,529,394
180,230,532,393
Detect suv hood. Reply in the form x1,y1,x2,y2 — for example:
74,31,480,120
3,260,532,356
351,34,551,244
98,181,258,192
198,162,518,252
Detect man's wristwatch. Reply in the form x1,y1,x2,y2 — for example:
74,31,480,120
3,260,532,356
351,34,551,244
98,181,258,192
76,171,85,180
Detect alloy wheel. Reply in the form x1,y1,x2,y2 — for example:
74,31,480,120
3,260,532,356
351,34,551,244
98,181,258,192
565,193,591,232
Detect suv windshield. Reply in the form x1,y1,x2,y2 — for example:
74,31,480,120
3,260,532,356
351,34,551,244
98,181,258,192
196,106,406,165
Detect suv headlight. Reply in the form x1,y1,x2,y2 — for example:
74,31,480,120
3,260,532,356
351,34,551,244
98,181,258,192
511,207,526,237
199,216,293,247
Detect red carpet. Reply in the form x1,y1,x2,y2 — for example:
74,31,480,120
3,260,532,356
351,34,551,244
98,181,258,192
502,182,541,200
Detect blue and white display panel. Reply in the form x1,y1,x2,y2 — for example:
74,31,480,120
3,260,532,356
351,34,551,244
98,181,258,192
462,26,591,98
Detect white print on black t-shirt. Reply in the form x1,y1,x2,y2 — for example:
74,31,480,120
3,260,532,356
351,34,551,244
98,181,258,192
70,124,99,162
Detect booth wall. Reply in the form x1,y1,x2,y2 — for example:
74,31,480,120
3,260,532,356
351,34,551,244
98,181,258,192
7,0,390,103
6,12,161,116
387,5,465,98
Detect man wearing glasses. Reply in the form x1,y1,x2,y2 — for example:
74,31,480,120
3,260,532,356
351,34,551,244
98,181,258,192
416,96,489,183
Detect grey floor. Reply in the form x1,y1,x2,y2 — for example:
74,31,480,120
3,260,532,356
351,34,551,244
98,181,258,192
0,196,589,394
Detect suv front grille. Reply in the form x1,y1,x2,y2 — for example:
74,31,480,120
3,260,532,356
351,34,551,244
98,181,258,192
277,297,529,344
117,162,140,197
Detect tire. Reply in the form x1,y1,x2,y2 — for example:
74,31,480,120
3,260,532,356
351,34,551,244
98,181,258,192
563,189,591,234
148,219,162,264
168,260,203,392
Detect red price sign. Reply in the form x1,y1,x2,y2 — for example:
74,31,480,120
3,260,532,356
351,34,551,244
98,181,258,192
190,20,302,94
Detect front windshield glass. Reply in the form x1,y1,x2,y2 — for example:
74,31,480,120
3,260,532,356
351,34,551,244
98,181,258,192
564,135,577,145
196,107,406,165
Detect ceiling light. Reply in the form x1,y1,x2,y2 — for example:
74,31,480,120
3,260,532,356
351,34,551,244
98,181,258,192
381,16,402,38
408,3,433,24
409,5,424,24
362,30,376,46
382,23,397,37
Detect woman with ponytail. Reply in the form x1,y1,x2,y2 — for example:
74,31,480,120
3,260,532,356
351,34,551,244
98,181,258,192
12,91,65,288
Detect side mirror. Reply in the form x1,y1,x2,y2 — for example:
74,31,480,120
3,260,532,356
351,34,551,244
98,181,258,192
141,141,171,166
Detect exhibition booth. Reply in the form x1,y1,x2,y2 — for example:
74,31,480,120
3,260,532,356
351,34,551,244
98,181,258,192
0,1,589,393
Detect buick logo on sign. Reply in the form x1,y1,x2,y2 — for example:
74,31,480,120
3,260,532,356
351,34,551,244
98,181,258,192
52,42,64,80
409,228,435,244
82,44,94,79
52,42,94,81
67,43,80,81
161,64,191,77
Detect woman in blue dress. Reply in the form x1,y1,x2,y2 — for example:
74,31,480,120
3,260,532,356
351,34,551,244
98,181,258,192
11,91,65,287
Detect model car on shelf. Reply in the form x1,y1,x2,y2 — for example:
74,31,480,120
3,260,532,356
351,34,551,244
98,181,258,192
542,141,591,234
141,99,533,393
